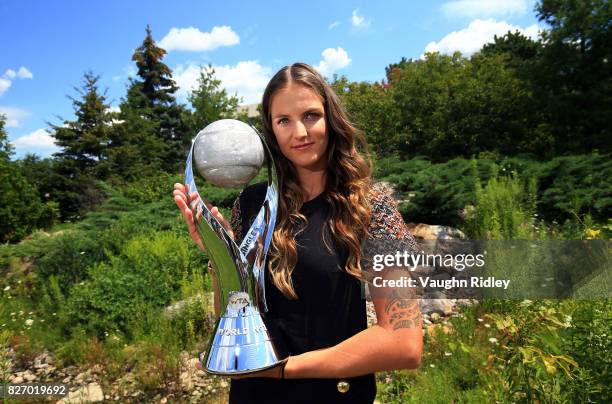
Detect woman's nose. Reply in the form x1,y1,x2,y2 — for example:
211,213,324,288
293,120,308,138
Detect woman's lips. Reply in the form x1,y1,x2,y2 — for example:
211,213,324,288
292,142,314,151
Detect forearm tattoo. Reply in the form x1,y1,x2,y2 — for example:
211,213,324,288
384,295,422,331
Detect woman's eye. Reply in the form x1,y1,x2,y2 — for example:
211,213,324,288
305,112,320,120
277,117,289,125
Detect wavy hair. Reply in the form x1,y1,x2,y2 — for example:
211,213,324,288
261,62,372,299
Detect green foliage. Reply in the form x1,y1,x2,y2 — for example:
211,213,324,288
375,154,610,230
187,65,244,134
375,156,497,226
464,174,537,239
50,72,112,174
64,232,206,338
127,25,190,172
0,116,54,242
331,76,400,156
536,0,611,153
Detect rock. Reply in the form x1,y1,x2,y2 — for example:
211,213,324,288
63,376,72,383
219,380,229,388
430,312,441,322
57,382,104,403
12,376,23,384
179,371,194,392
23,372,37,382
420,292,455,316
406,223,466,240
160,398,168,404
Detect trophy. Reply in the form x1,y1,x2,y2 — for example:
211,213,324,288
184,119,288,375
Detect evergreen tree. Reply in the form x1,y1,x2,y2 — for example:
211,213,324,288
188,65,243,133
50,71,112,174
127,25,190,172
0,115,49,241
49,72,111,217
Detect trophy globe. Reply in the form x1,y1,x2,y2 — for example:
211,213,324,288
193,119,265,188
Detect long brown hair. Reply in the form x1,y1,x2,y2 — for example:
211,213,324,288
262,62,372,299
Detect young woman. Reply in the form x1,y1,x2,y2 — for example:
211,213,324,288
174,62,422,403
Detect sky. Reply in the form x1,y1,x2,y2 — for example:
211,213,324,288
1,0,543,158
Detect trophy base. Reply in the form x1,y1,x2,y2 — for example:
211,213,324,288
203,309,288,375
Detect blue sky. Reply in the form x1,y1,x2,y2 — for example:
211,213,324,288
1,0,542,158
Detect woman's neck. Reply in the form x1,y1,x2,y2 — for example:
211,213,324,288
296,167,327,202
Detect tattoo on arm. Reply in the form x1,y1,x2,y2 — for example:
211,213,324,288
384,295,422,331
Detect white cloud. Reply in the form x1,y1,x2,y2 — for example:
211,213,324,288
0,66,33,97
17,67,33,79
0,106,30,127
424,19,540,56
351,9,370,29
329,21,340,30
173,61,272,104
11,129,57,151
441,0,528,18
0,78,11,96
315,47,351,78
159,26,240,52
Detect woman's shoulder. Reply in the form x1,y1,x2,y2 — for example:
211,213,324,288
366,182,410,240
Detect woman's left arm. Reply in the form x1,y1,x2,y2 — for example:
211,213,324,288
283,292,422,378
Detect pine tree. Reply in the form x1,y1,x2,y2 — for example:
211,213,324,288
127,25,190,172
49,72,111,217
51,71,111,174
0,115,48,241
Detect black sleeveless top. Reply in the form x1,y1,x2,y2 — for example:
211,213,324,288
228,182,376,404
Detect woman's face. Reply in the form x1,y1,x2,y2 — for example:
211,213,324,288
269,83,328,173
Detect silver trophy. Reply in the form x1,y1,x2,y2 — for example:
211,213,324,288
184,119,288,375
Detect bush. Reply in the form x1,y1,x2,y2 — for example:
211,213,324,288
64,232,207,339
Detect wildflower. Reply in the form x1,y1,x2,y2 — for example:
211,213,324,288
10,312,15,316
477,318,484,322
429,364,435,368
25,319,33,326
1,324,5,327
444,352,452,356
80,251,86,255
484,324,491,328
520,299,532,307
3,286,9,291
488,337,498,344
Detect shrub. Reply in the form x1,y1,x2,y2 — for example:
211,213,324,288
64,232,207,339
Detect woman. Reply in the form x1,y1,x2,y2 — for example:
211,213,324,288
174,62,422,403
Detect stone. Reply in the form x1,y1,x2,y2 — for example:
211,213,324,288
179,371,194,392
406,223,466,240
12,376,23,384
23,372,37,382
57,382,104,403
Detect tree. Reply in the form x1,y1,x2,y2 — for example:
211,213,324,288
331,76,400,156
49,72,111,217
127,25,190,172
0,115,51,241
188,65,243,134
51,71,111,174
536,0,611,153
388,52,539,160
105,80,166,180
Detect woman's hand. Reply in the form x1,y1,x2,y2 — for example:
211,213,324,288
173,183,234,251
